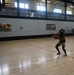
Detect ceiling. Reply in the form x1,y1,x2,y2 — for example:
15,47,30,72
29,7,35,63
59,0,74,3
47,0,65,6
37,0,74,7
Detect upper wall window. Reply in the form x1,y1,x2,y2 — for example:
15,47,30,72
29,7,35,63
25,4,29,9
15,2,17,7
19,3,24,8
67,11,72,15
47,0,65,20
19,0,46,11
37,2,46,11
47,0,65,14
15,2,29,9
66,3,74,20
37,6,45,11
54,8,62,13
67,3,74,15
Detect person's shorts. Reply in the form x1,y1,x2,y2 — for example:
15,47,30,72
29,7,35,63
56,41,65,46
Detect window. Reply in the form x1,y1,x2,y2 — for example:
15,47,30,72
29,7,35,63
54,8,62,13
67,3,74,15
19,3,24,8
15,2,17,7
37,2,45,11
37,6,45,11
66,3,74,20
25,4,28,9
47,0,65,13
15,2,29,9
47,0,65,20
67,11,72,15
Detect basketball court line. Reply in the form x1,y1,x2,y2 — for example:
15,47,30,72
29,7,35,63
25,42,56,53
25,42,74,59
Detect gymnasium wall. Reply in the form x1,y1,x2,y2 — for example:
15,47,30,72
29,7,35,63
0,18,74,38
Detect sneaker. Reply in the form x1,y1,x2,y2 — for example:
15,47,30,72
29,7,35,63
64,54,67,57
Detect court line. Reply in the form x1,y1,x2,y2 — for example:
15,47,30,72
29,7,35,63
25,42,56,53
25,42,74,59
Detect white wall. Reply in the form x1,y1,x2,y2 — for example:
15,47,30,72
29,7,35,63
0,18,74,37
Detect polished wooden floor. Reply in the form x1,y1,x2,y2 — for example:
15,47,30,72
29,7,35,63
0,36,74,75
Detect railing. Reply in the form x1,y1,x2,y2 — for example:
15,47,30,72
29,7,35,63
0,7,74,21
0,7,17,16
66,15,74,21
19,9,46,18
47,12,65,20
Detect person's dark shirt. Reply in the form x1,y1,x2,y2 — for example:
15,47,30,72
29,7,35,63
58,31,66,42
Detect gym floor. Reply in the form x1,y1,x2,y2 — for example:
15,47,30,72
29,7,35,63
0,36,74,75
